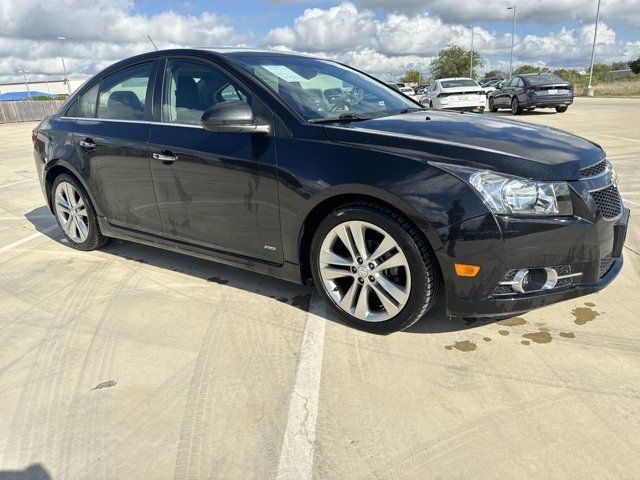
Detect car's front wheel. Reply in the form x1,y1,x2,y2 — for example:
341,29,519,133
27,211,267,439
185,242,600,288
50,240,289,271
310,202,439,333
51,174,109,251
488,97,498,112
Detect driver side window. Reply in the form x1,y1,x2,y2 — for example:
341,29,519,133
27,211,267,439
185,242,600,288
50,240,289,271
162,59,250,126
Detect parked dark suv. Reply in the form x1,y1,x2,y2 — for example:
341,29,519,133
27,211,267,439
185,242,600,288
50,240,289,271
489,73,574,114
33,49,628,333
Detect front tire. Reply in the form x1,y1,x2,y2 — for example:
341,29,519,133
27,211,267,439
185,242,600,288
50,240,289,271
556,106,568,113
488,97,498,112
51,174,109,251
310,202,439,334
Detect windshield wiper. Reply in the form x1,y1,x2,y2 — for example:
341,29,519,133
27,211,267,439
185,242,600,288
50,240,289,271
399,107,425,114
309,113,371,124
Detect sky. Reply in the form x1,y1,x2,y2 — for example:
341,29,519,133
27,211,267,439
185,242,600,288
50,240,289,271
1,0,639,83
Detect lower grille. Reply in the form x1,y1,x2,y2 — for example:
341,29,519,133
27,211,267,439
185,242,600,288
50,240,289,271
591,185,623,220
599,254,615,278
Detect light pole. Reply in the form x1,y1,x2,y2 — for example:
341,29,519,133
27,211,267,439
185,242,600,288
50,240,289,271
17,68,32,100
57,36,71,95
467,25,475,78
507,6,517,77
585,0,601,97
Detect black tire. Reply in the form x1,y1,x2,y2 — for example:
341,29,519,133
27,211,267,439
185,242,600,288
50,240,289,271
310,202,440,334
488,97,498,112
556,106,568,113
51,173,110,251
429,100,434,108
511,97,522,115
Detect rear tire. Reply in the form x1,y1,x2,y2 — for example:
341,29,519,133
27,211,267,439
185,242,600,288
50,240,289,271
51,174,109,251
511,97,522,115
556,106,568,113
310,202,439,334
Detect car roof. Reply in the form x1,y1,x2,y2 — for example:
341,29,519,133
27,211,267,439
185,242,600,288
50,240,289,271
437,77,476,81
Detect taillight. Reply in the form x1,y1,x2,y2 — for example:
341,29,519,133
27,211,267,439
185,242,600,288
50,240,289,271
31,128,38,143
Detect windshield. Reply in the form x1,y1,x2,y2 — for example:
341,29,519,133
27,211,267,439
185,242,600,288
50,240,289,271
234,55,418,121
440,79,479,89
525,74,568,85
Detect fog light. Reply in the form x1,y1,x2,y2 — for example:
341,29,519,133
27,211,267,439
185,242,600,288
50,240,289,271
494,265,582,295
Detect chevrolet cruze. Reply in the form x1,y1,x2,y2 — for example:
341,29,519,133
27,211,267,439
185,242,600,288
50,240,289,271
33,49,629,333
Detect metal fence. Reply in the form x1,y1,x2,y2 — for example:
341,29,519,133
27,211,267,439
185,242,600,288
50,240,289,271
0,100,65,123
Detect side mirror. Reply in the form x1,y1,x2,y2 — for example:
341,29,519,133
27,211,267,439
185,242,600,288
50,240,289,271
200,101,270,134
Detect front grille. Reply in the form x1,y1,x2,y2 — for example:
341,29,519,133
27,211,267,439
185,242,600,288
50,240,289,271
599,254,615,278
591,185,623,220
581,160,609,178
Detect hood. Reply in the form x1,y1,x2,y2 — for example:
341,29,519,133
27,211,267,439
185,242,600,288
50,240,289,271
322,110,604,181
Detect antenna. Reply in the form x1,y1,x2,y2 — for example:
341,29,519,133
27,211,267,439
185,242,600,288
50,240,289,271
147,35,158,51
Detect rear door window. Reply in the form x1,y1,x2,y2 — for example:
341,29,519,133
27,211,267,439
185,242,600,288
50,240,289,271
97,63,152,120
79,83,99,118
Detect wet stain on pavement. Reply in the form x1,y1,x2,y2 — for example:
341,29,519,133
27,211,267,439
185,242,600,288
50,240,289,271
483,337,492,342
92,380,117,391
521,340,531,345
207,277,229,285
585,302,596,307
559,332,575,338
498,330,509,336
572,307,600,325
497,317,527,327
446,341,477,352
539,327,550,332
522,331,553,344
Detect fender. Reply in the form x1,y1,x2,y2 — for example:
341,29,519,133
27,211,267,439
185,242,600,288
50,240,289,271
43,158,105,217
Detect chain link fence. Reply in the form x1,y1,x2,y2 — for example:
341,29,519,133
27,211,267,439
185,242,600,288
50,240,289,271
0,100,65,123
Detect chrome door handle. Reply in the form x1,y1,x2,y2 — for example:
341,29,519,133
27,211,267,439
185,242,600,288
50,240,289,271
152,152,178,163
79,139,95,148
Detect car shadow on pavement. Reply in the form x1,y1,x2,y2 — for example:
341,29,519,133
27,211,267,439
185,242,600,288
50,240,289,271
0,463,52,480
25,206,507,335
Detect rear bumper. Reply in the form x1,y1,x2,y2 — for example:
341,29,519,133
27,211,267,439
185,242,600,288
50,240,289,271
435,207,629,318
527,95,573,108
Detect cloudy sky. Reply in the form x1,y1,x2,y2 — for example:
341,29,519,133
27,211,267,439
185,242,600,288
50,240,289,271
1,0,639,83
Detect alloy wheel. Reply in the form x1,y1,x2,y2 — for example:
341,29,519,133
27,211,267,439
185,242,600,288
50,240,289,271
318,220,411,322
54,181,89,243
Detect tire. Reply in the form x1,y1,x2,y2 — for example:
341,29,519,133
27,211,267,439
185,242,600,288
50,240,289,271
51,173,110,251
429,100,434,108
488,97,498,112
511,97,522,115
310,202,440,334
556,106,568,113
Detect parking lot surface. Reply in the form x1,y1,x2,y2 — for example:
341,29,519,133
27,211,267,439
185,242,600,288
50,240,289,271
1,97,639,479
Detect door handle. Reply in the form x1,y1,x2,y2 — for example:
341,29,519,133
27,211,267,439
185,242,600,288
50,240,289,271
152,151,178,164
79,139,95,149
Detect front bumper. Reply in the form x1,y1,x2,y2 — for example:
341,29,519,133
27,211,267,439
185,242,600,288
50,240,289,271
437,207,630,318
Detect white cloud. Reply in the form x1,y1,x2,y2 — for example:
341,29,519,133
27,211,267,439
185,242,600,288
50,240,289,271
0,0,246,82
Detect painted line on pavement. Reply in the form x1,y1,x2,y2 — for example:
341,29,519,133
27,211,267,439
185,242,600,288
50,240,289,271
276,296,326,480
0,225,58,254
602,135,640,144
622,198,639,206
0,178,37,189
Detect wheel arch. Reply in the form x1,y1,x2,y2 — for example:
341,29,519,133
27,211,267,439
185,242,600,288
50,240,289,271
44,161,103,216
296,189,443,284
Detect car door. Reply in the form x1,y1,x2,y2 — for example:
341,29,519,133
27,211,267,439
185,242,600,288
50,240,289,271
148,57,282,263
513,77,526,105
73,61,162,235
495,78,513,106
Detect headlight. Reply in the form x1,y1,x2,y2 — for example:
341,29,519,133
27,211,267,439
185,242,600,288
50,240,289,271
436,164,573,216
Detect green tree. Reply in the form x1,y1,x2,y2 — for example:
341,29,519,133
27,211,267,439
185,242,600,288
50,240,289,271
483,69,506,79
429,44,485,80
400,69,423,84
611,61,629,71
629,58,640,74
513,65,539,75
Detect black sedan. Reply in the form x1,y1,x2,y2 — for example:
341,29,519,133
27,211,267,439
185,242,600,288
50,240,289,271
488,73,574,114
33,49,628,333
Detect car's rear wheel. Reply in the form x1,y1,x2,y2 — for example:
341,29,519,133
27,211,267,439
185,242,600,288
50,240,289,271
488,97,498,112
310,202,439,333
51,174,109,251
511,97,522,115
556,106,568,113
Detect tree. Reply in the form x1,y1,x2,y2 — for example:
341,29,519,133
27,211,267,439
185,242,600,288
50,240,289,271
429,44,485,80
513,65,539,75
629,58,640,74
483,69,506,79
611,61,629,71
400,69,423,84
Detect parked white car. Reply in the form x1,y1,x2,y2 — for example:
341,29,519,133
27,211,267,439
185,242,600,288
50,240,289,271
420,78,486,112
399,86,419,100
